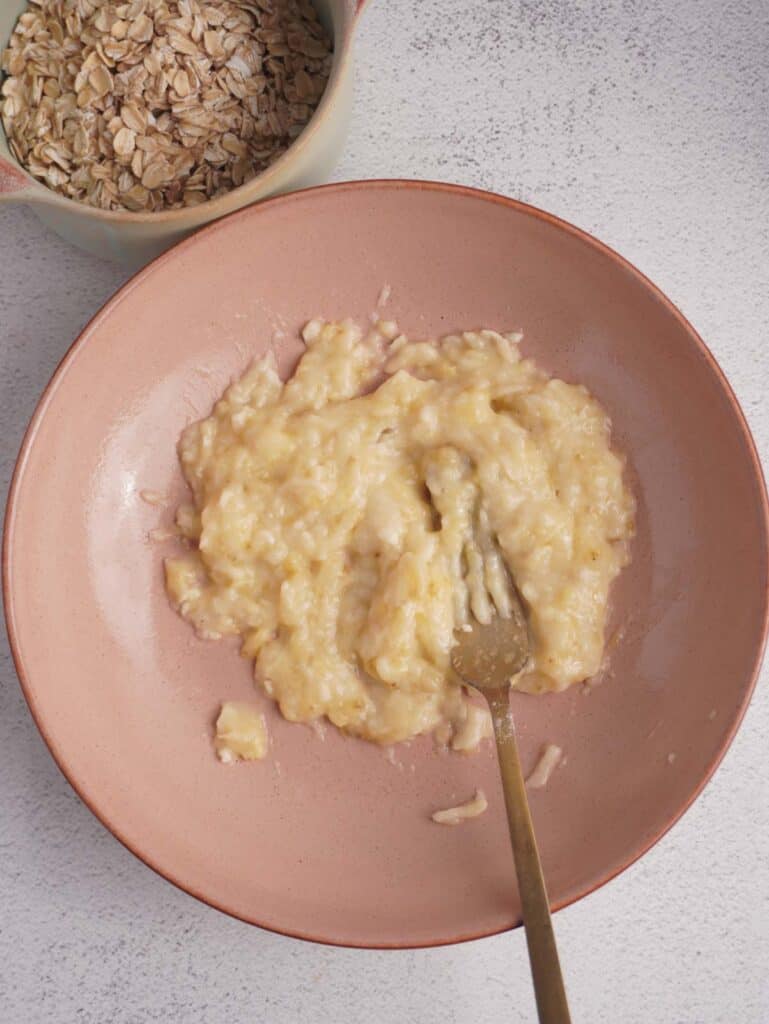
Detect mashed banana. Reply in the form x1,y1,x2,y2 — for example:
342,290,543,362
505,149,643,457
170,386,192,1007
214,702,268,763
165,319,634,750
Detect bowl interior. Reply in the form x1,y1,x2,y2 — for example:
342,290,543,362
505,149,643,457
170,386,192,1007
5,182,767,947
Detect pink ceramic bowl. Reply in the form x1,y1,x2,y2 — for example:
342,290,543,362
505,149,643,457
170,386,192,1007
4,181,768,948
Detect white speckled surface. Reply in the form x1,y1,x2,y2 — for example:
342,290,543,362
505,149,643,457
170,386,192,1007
1,1,768,1020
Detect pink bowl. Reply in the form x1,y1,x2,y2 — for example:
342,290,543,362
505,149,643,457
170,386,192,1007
4,181,768,948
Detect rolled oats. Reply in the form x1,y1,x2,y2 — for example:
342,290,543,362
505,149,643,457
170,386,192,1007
0,0,332,212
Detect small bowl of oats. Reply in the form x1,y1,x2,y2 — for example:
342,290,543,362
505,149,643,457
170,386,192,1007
0,0,364,264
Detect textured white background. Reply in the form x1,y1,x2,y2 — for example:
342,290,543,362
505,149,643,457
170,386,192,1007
1,1,768,1021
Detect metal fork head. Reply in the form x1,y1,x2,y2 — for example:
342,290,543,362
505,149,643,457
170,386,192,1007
450,591,530,692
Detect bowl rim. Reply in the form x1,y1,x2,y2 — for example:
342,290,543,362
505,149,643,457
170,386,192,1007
0,3,352,223
4,178,769,949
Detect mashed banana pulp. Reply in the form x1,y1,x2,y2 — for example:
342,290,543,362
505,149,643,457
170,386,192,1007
166,320,634,750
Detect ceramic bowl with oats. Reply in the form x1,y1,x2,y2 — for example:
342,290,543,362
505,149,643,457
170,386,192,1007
4,181,768,948
0,0,366,264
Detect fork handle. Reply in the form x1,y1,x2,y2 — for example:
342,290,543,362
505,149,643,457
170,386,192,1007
488,691,572,1024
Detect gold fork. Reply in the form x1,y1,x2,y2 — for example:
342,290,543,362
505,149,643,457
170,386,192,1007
451,595,571,1024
